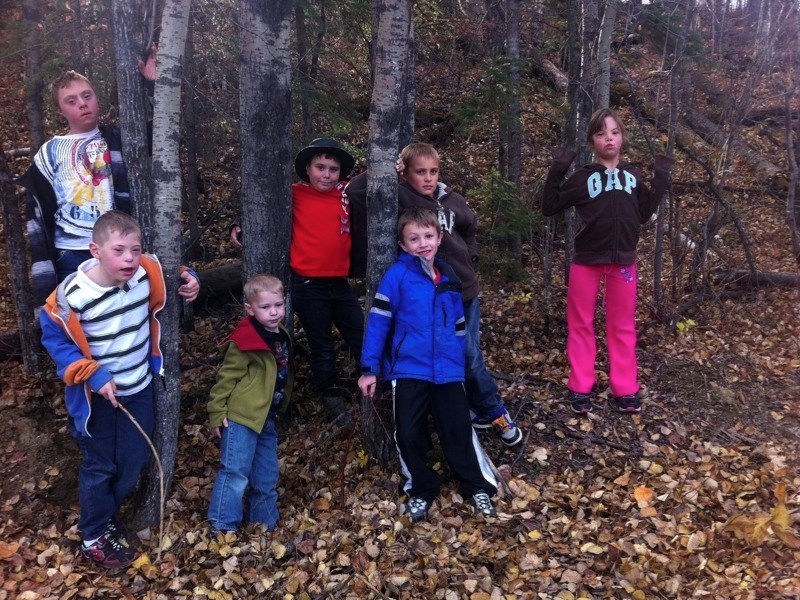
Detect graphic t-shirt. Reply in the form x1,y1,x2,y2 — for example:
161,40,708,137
33,128,114,250
253,320,291,411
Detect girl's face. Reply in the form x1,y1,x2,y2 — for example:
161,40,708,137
590,115,623,167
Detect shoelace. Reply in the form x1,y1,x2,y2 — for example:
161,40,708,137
473,492,493,513
492,415,512,433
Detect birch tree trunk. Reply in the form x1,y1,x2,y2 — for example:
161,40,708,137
130,0,191,530
238,0,293,284
596,0,617,109
361,0,412,466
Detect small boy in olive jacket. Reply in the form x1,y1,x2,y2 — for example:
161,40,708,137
207,274,293,533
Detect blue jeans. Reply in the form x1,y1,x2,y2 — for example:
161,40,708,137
208,418,280,531
464,296,505,419
56,249,92,282
291,272,364,393
72,383,154,540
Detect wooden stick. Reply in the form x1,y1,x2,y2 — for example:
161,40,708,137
117,403,166,562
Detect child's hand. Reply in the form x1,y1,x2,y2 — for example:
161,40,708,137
97,380,119,407
654,155,673,173
551,147,577,168
230,225,243,249
358,375,377,398
179,270,200,301
395,155,405,176
212,417,229,438
138,43,158,81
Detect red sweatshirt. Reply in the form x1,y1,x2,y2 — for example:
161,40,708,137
290,181,352,277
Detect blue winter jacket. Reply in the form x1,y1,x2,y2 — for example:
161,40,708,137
361,251,466,384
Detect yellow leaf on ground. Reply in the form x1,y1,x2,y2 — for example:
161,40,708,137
132,553,151,569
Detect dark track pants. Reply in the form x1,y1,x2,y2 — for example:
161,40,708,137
392,379,497,502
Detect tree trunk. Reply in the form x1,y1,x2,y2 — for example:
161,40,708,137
130,0,191,532
0,153,40,374
183,14,202,259
112,0,155,248
238,0,293,285
362,0,412,467
786,4,800,265
68,0,86,76
654,0,693,318
398,19,416,149
595,0,617,109
23,0,45,154
505,0,522,258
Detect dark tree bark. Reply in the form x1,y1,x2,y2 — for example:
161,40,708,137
0,153,40,374
361,0,412,467
112,0,155,248
398,19,416,149
23,0,45,153
238,0,293,284
130,0,192,532
295,0,327,140
505,0,522,258
68,0,86,76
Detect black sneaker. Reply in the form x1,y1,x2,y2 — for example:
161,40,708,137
470,491,496,516
81,533,137,569
406,496,429,522
568,391,593,414
104,519,131,547
617,394,642,413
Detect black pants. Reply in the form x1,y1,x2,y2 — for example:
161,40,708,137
291,272,364,393
393,379,497,502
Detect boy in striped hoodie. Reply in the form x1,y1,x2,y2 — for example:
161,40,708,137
40,211,199,569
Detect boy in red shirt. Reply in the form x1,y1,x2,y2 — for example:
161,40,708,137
231,139,363,422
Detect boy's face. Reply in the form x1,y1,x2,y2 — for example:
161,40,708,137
306,155,341,193
88,230,142,288
57,80,100,134
403,156,440,198
245,290,286,333
399,222,442,268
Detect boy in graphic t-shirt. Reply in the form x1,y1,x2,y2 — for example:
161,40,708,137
18,48,156,304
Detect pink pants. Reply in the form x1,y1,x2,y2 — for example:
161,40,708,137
566,263,640,397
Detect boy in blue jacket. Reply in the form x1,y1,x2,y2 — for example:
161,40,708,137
358,207,497,522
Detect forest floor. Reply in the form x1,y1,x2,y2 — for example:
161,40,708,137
2,6,800,599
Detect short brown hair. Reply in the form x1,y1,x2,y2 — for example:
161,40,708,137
244,273,284,303
397,206,441,241
92,211,141,245
586,108,628,150
400,142,440,171
50,70,93,109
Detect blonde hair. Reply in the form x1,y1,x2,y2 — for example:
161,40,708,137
50,70,93,109
400,142,440,171
397,206,441,240
92,211,141,245
586,108,628,150
243,274,284,302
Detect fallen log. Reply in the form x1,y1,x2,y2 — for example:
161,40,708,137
0,262,245,361
712,268,800,289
